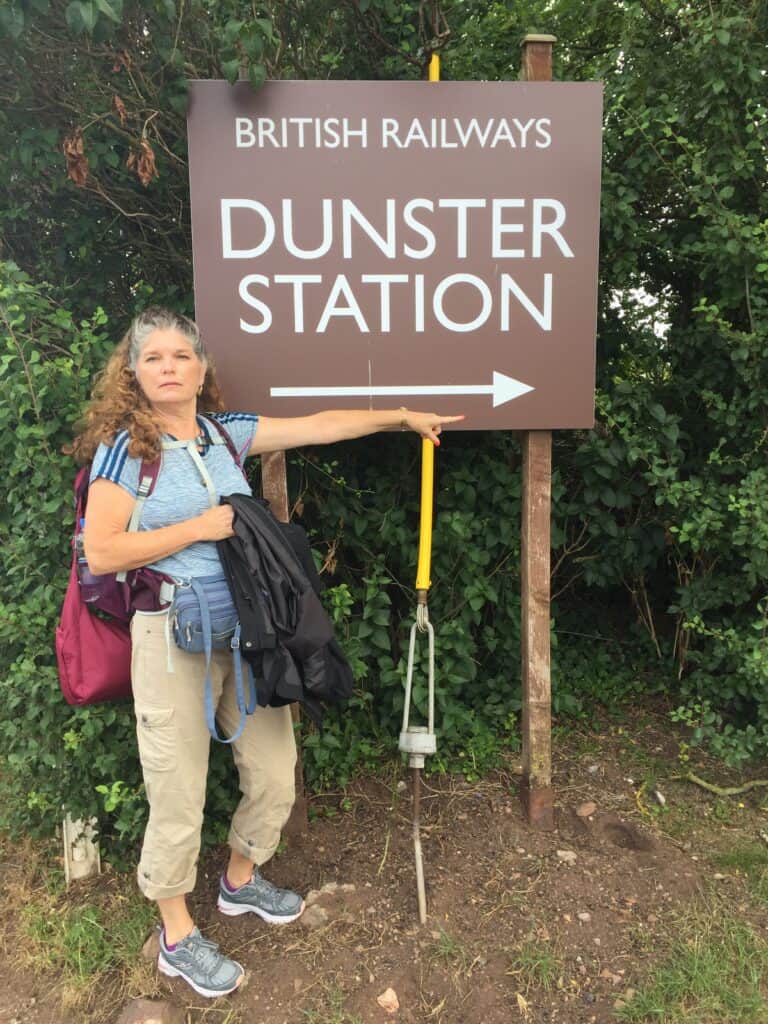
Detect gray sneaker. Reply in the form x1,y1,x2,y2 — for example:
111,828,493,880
158,926,244,997
217,870,304,924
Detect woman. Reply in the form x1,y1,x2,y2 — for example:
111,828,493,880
72,306,461,998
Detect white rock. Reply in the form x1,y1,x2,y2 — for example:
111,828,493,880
376,988,400,1013
300,905,330,929
556,849,578,865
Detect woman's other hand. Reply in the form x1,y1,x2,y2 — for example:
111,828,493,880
196,504,235,541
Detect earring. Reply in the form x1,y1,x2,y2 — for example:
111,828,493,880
197,384,203,396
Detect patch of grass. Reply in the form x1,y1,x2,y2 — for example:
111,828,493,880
712,842,768,903
430,926,477,978
12,869,159,1023
301,984,363,1024
506,938,562,993
21,895,155,985
616,903,768,1023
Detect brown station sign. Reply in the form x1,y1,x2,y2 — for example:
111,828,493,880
187,80,603,429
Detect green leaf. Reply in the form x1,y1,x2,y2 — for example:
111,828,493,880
65,0,98,32
221,58,240,84
241,31,263,61
248,63,266,90
223,19,244,44
0,5,25,38
95,0,122,21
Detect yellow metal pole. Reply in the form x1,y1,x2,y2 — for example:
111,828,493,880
415,49,440,596
415,439,433,591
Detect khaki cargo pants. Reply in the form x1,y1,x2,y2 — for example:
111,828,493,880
130,610,296,902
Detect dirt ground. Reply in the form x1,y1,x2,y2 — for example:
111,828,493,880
2,702,768,1024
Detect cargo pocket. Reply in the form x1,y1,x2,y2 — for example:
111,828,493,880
136,707,176,773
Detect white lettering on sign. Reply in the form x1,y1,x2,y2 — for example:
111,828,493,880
234,116,553,150
237,272,553,335
221,198,574,262
235,117,369,149
224,197,568,337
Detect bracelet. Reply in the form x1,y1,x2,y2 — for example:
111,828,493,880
399,406,408,431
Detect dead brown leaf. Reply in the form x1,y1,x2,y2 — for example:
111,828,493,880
128,138,159,187
112,95,128,126
62,128,89,187
137,138,158,186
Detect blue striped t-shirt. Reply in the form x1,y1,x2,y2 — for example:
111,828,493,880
89,412,257,580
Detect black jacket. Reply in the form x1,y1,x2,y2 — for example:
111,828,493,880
217,494,353,726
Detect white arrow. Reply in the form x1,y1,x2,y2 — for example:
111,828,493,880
270,371,534,408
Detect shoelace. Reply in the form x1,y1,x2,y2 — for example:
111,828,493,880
187,934,225,971
253,876,294,909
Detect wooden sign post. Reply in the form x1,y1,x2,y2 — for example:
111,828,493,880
519,34,556,831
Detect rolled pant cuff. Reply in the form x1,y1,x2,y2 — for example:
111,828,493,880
228,828,279,866
137,865,198,902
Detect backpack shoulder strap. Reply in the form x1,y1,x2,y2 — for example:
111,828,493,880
126,457,161,532
116,456,161,583
202,415,249,484
203,415,244,468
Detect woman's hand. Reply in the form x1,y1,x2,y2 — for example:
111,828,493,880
401,410,465,446
195,504,235,541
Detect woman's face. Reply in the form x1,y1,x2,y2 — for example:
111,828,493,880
133,328,206,410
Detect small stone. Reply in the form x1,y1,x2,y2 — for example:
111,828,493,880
376,987,400,1014
396,780,407,791
578,912,592,923
600,969,622,985
652,789,666,806
293,978,303,993
593,937,601,946
557,850,578,865
713,873,727,881
516,847,526,854
115,999,185,1024
576,801,598,818
587,764,599,774
300,905,330,929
